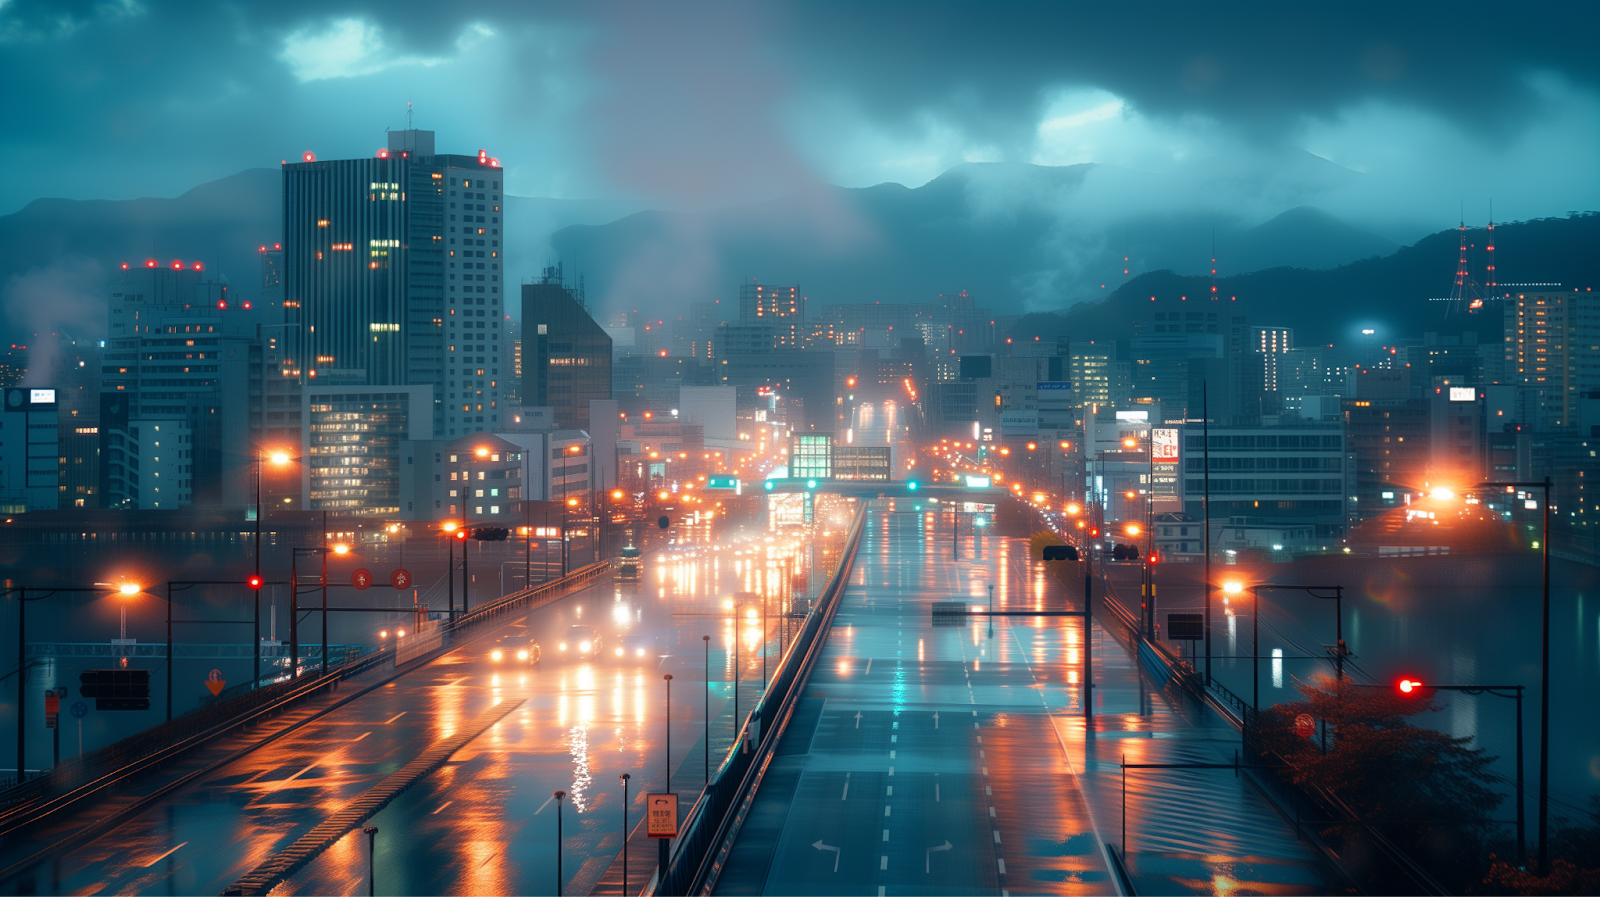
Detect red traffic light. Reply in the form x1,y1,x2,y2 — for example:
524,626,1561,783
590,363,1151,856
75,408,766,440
456,530,468,540
1398,678,1423,694
247,575,263,589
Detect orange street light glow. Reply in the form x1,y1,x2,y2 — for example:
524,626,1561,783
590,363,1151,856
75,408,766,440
1222,581,1244,595
475,447,490,458
1125,523,1141,536
332,543,350,555
118,582,141,595
268,450,292,465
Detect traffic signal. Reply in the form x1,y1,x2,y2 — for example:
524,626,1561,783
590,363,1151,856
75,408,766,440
455,529,468,541
247,574,263,589
1397,677,1429,696
79,669,151,710
764,480,776,491
906,480,919,491
1041,545,1079,561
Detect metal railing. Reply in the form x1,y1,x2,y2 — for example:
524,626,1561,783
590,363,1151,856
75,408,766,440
0,561,612,835
657,505,868,896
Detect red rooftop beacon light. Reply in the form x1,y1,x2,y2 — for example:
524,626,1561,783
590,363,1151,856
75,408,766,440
171,260,182,269
302,151,315,163
377,148,389,159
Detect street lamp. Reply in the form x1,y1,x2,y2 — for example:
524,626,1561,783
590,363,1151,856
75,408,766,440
1478,477,1551,875
1221,580,1346,727
255,449,294,691
289,543,352,677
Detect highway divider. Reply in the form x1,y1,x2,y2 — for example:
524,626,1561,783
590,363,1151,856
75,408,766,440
655,503,868,896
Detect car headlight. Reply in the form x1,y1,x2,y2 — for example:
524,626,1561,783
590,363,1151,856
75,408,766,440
559,642,567,651
517,650,529,660
636,648,645,657
580,641,592,652
491,649,503,661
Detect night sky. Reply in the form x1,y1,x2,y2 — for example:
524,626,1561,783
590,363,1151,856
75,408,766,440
3,0,1597,228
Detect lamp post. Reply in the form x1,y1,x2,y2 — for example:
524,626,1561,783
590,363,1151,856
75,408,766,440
1478,477,1551,876
553,789,567,896
289,543,349,677
620,773,631,895
10,584,115,781
1222,580,1346,726
255,449,293,690
1391,680,1527,863
362,825,378,896
663,673,673,792
702,635,711,783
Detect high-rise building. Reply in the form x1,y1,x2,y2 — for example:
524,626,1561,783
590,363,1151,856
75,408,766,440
522,266,611,433
738,283,806,348
0,387,59,512
1252,326,1293,392
1504,289,1599,429
100,261,254,509
282,130,506,438
301,386,434,516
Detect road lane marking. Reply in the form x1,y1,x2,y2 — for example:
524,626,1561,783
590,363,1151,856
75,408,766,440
884,806,891,816
997,858,1007,875
535,795,554,815
384,712,407,724
890,751,896,758
812,840,841,871
891,735,897,743
932,711,939,728
976,735,982,743
865,658,872,674
982,766,988,776
878,888,886,897
143,842,188,867
925,840,953,872
855,711,863,729
986,785,992,796
284,762,319,782
446,677,469,686
882,829,889,841
993,830,1001,843
842,772,850,800
432,800,453,815
886,785,893,796
988,806,996,817
935,783,940,802
888,766,894,776
352,732,372,743
880,856,888,869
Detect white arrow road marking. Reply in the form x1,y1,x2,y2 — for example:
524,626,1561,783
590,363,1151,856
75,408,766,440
932,711,939,729
925,840,953,872
855,711,863,729
812,840,841,872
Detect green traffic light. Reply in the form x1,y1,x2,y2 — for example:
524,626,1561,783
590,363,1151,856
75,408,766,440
907,481,919,491
806,479,818,489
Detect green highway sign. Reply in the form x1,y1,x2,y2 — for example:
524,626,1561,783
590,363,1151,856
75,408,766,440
705,475,741,492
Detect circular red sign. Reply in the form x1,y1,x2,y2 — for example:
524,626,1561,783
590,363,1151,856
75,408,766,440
352,568,372,590
391,568,412,590
1294,713,1316,738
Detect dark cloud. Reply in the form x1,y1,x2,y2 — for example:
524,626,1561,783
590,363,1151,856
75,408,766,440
785,1,1600,145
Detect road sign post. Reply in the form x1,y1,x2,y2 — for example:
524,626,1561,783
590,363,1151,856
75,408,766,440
649,792,678,894
206,668,226,697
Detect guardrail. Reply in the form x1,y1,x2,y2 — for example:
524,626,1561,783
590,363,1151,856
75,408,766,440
657,504,868,896
0,561,612,841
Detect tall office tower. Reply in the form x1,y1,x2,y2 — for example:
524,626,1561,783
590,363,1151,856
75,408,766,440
100,260,254,509
522,265,612,432
1252,327,1293,392
282,130,503,439
1504,288,1600,430
738,282,806,347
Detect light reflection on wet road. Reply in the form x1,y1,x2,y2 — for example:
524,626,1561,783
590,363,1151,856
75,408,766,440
0,523,833,896
715,505,1328,896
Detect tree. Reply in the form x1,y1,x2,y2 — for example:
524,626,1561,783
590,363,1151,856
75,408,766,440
1256,675,1504,879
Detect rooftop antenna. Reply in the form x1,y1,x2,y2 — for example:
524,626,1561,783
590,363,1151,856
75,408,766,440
1486,200,1497,293
407,97,414,130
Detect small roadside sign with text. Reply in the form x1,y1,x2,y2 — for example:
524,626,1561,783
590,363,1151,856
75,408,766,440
206,668,226,696
647,793,678,838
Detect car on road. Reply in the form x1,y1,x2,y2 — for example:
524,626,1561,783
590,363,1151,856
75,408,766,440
489,634,540,665
559,624,602,659
614,630,652,660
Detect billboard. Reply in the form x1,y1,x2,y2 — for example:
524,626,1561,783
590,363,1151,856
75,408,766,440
1449,387,1476,402
1152,428,1180,462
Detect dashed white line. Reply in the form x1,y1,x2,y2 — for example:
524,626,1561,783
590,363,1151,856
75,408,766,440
383,712,407,724
890,751,896,759
284,762,318,782
988,806,996,817
882,829,889,841
432,800,454,815
993,830,1002,843
884,806,892,816
842,772,851,800
351,732,371,743
997,858,1007,875
879,856,888,870
935,783,940,802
